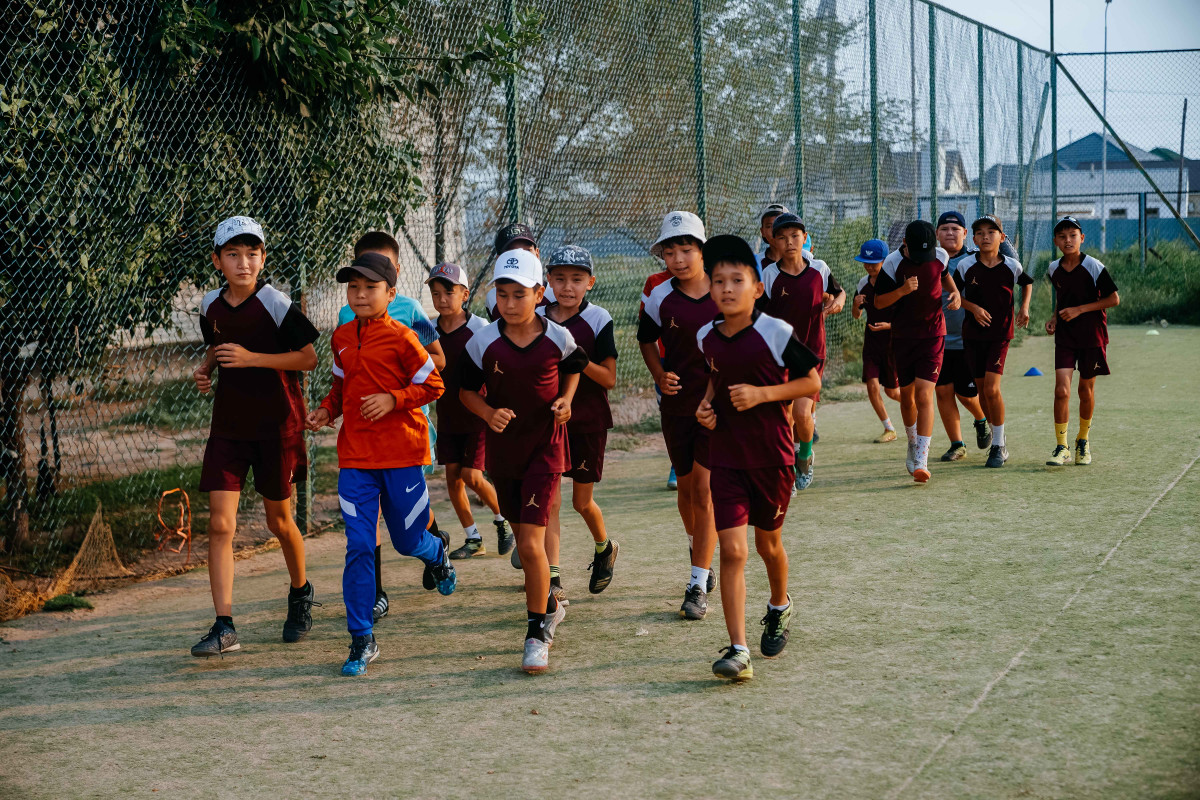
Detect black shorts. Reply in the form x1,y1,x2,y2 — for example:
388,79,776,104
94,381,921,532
199,434,307,501
936,348,978,397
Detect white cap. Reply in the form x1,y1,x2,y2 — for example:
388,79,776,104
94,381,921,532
650,211,706,258
213,216,265,248
489,248,543,288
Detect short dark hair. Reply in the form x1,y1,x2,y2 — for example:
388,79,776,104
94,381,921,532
658,234,703,251
427,277,461,292
354,231,401,262
214,233,265,255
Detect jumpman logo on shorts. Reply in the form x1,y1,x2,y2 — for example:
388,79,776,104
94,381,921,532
1094,361,1101,370
932,367,939,376
526,494,539,508
774,505,784,520
578,460,587,471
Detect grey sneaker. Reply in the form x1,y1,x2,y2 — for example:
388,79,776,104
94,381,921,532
449,538,485,559
550,581,569,607
522,637,550,673
795,455,814,490
985,444,1009,468
544,600,567,645
680,583,708,620
940,443,967,462
712,645,753,680
191,620,240,658
510,539,522,570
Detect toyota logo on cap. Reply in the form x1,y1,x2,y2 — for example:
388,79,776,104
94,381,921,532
505,257,519,267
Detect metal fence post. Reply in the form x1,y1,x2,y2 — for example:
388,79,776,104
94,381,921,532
928,5,938,221
692,0,707,223
977,26,986,217
1050,0,1058,227
503,0,522,222
291,270,310,535
869,0,880,233
1139,192,1148,271
791,0,805,217
1017,46,1025,256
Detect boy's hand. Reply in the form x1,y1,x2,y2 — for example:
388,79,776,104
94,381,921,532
488,408,516,433
551,397,572,424
728,383,765,412
214,343,259,368
657,371,682,396
822,293,844,315
945,290,961,311
359,393,396,422
192,363,213,394
1045,317,1057,334
853,294,866,311
1059,306,1082,322
901,275,920,295
696,399,716,430
970,306,992,327
867,322,891,332
1015,309,1030,329
306,407,332,431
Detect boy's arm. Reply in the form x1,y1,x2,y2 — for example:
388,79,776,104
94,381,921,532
727,338,821,411
193,347,218,393
425,340,447,371
309,345,345,429
583,357,617,390
822,273,846,314
1016,280,1033,328
388,332,445,412
1060,291,1119,320
940,272,961,310
696,378,717,429
215,344,319,371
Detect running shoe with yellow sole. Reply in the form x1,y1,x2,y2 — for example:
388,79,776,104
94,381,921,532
712,646,753,680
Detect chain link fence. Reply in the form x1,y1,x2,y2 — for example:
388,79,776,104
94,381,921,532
2,0,1196,583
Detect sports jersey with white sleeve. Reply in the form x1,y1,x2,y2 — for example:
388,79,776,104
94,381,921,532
873,252,950,340
1046,254,1118,349
757,253,842,360
637,277,719,417
953,254,1034,340
537,300,617,432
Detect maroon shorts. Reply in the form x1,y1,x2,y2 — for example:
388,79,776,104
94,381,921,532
199,433,307,501
435,430,486,470
1055,344,1110,379
892,336,945,386
661,414,710,477
861,339,898,389
936,348,978,397
964,338,1011,378
492,472,560,527
565,429,606,484
710,465,793,531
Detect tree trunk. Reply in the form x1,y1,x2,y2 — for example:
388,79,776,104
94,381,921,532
0,354,33,552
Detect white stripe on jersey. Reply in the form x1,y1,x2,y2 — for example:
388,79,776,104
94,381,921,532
464,321,504,368
411,356,436,385
543,317,579,359
257,284,293,328
954,254,1025,283
752,313,797,368
642,278,675,326
881,246,949,280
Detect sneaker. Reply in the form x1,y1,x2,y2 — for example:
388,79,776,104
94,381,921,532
550,581,569,607
1046,444,1071,466
712,645,753,680
423,529,451,590
587,541,619,594
874,428,897,443
1074,438,1091,466
680,583,708,620
707,566,716,594
812,425,820,444
191,620,239,658
510,539,522,570
667,466,678,491
985,444,1009,468
974,418,992,450
940,443,967,462
759,597,792,658
372,590,389,622
283,582,318,643
522,637,550,673
495,520,515,555
906,441,916,474
449,537,485,559
794,455,814,491
912,465,931,483
341,633,379,677
544,600,567,645
429,551,457,596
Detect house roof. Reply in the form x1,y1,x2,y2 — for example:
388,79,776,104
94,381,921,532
1035,132,1166,171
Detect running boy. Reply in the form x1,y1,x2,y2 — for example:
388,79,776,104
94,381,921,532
954,215,1033,468
873,220,961,483
1044,216,1120,466
308,252,456,676
695,235,821,681
460,249,589,673
851,238,900,443
758,213,845,490
191,216,319,658
485,223,554,320
425,262,513,559
755,203,789,271
540,245,620,603
638,211,719,621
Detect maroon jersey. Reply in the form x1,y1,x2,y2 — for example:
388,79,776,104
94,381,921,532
434,313,489,434
874,256,949,339
953,254,1034,341
1047,254,1118,349
460,316,588,477
199,281,319,440
697,312,820,469
758,254,842,360
538,300,617,432
854,274,895,349
637,278,719,417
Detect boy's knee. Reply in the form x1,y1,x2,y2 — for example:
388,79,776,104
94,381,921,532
571,496,592,515
720,538,749,564
754,535,781,558
1054,382,1071,400
208,518,236,539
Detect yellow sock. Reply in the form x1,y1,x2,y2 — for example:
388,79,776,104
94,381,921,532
1055,423,1068,447
1078,418,1092,441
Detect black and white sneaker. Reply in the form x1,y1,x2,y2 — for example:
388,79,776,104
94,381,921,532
587,541,619,594
191,619,240,658
283,582,319,643
680,584,708,620
985,444,1009,468
974,418,992,450
495,519,515,556
372,590,389,622
423,529,451,590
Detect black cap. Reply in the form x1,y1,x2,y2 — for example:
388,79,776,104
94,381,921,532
904,220,937,260
337,252,397,287
494,222,536,253
936,210,966,229
702,234,759,276
771,212,806,236
1054,216,1082,234
971,214,1004,234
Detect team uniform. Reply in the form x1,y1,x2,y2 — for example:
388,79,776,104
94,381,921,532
460,316,589,526
854,275,898,389
638,278,720,475
935,248,978,398
1047,254,1118,378
697,312,820,531
434,313,490,470
198,281,320,500
758,253,842,400
537,301,618,483
873,255,950,385
954,253,1034,377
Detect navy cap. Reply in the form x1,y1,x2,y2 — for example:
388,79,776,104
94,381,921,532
1054,216,1082,234
703,234,760,278
337,252,397,287
546,244,594,273
771,212,806,236
853,238,889,263
936,210,966,229
494,222,536,253
904,220,938,260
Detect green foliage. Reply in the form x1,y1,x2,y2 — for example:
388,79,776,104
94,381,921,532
43,593,93,611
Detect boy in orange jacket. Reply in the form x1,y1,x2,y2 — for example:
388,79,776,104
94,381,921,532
308,252,455,676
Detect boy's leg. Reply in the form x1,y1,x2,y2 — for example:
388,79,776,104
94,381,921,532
545,484,563,596
754,526,789,608
793,395,816,488
717,525,750,647
262,497,306,589
378,466,444,564
866,378,889,423
445,463,477,529
1078,376,1096,421
1076,376,1097,464
899,382,917,429
571,481,608,544
337,469,383,637
462,467,502,517
936,382,962,442
912,378,937,481
206,490,240,618
686,463,717,574
1054,368,1073,425
981,370,1005,432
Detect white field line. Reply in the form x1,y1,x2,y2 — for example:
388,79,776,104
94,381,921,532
888,449,1200,799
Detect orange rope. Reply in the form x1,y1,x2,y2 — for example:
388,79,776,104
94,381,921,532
155,488,192,563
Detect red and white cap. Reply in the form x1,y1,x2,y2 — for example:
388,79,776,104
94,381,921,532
426,262,469,287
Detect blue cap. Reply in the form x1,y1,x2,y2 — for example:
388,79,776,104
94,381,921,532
853,238,889,263
936,211,966,229
803,237,813,253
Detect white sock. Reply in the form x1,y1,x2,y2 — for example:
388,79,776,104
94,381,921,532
464,524,480,541
768,599,791,611
992,424,1005,447
905,424,917,445
689,566,710,590
493,513,504,523
732,644,750,654
883,418,895,431
915,434,931,467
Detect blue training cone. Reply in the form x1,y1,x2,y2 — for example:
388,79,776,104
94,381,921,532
1024,367,1043,377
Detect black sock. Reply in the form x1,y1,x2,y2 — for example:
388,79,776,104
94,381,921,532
374,546,384,594
951,440,965,448
217,615,234,629
545,592,558,615
550,575,561,588
526,612,547,642
288,581,310,599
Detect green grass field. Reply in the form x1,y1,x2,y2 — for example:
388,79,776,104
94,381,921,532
1,326,1198,799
